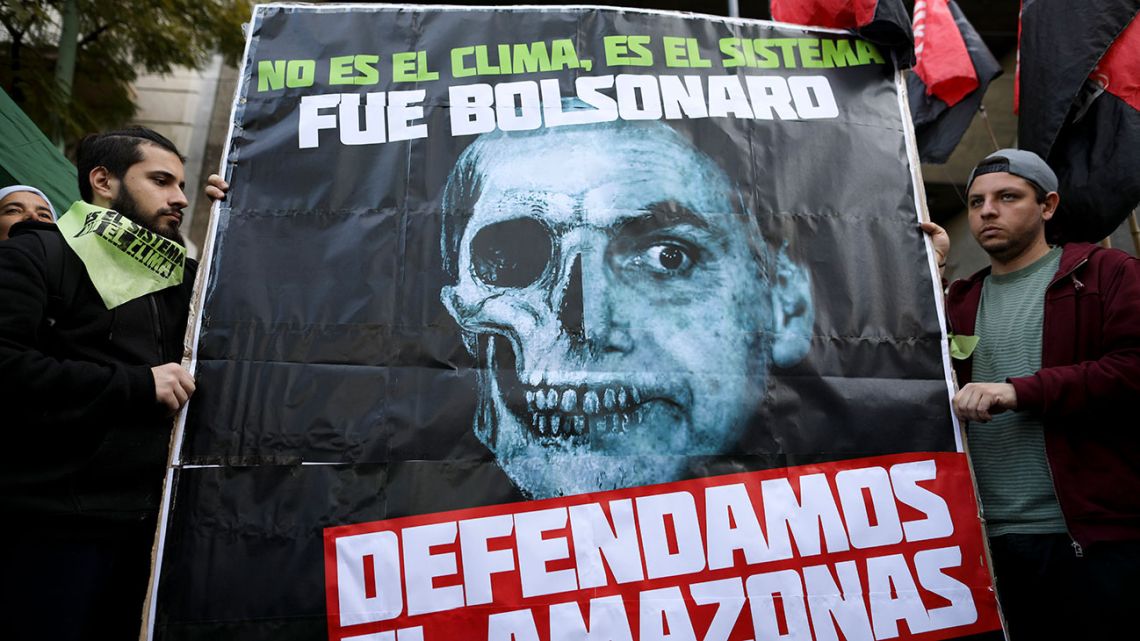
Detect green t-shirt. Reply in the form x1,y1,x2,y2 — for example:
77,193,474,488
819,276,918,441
969,247,1067,537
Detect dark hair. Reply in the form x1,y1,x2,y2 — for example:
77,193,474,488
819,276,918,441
76,126,184,202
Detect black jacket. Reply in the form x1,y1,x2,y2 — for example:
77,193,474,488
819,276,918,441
0,221,196,535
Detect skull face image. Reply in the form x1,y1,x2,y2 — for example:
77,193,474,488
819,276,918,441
441,120,814,498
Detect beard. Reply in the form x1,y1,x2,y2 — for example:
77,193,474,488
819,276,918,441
111,185,184,245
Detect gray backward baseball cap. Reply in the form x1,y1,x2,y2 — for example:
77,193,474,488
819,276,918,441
966,148,1059,194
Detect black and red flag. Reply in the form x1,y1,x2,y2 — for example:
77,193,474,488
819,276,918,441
1018,0,1140,242
906,0,1002,164
770,0,915,66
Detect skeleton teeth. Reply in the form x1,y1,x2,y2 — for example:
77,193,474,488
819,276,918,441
523,385,645,439
590,415,608,433
528,371,541,386
560,389,577,413
583,390,600,415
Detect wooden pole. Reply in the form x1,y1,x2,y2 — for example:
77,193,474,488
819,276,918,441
979,105,1001,151
51,0,79,149
1129,209,1140,256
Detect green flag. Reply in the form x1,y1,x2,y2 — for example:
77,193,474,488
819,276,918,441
949,333,979,360
57,201,185,309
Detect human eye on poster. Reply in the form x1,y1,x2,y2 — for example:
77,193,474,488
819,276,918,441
144,4,1002,641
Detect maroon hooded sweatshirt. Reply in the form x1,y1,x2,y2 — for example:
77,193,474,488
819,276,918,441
947,242,1140,547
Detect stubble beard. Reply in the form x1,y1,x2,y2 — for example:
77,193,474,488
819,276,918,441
979,226,1040,266
111,185,184,245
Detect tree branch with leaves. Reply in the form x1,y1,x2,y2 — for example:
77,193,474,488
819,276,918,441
1,0,250,147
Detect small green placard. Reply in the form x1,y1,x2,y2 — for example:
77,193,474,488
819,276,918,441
949,334,979,360
57,201,185,309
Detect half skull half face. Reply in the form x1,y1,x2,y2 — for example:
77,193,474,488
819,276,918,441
456,207,667,439
441,126,778,498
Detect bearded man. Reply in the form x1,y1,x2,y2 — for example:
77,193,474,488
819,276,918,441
0,127,198,639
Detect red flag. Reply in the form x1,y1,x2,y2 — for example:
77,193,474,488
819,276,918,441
907,1,1001,163
770,0,915,66
912,0,978,107
1018,0,1140,242
1017,0,1135,157
1014,1,1023,113
1092,14,1140,112
769,0,878,28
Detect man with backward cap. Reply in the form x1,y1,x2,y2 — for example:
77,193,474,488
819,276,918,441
923,149,1140,639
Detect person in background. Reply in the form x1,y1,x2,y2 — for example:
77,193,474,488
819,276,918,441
0,185,55,240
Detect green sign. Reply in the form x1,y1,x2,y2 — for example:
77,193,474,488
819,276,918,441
949,333,980,360
57,201,185,309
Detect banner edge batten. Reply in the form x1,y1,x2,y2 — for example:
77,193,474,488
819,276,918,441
141,5,268,640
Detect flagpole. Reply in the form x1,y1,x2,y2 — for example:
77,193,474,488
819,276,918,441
1130,209,1140,256
978,105,1000,151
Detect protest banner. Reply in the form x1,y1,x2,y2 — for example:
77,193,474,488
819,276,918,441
145,5,1002,640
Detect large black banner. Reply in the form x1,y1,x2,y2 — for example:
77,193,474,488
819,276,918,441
146,5,999,641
